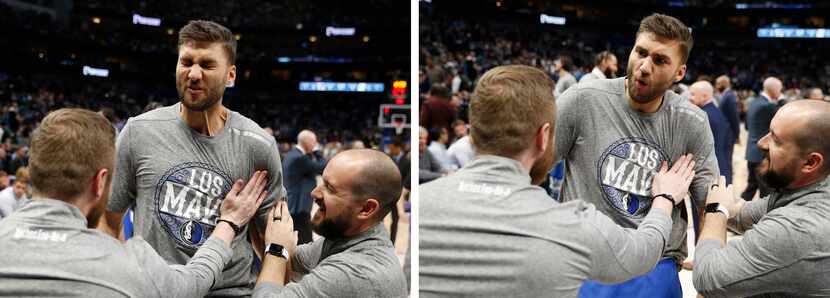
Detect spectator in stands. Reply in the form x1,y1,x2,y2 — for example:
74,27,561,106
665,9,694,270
553,55,577,98
743,77,784,200
8,145,26,175
716,75,741,144
579,51,618,82
419,126,444,183
420,83,456,135
451,119,467,142
690,81,735,184
0,171,7,190
428,127,452,170
806,87,824,100
0,167,28,220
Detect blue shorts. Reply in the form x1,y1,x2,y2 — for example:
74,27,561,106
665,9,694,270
578,259,682,298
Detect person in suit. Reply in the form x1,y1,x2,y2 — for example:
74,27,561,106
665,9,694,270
690,81,735,185
283,129,327,244
742,77,784,200
716,75,740,145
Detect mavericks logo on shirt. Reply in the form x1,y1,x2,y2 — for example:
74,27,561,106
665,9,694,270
154,162,232,249
596,137,668,218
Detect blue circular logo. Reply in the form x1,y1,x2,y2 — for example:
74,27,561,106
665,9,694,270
154,162,232,250
595,137,668,218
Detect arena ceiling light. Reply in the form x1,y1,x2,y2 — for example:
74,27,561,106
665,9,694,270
757,27,830,38
299,81,384,92
325,26,356,37
132,14,161,27
540,14,566,25
82,66,109,78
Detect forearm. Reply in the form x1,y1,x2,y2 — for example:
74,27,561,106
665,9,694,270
211,221,236,247
699,212,727,245
257,255,289,287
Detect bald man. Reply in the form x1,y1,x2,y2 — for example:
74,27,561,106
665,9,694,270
255,149,407,297
742,77,784,200
715,75,740,144
694,100,830,297
283,130,327,244
806,87,824,100
690,81,735,184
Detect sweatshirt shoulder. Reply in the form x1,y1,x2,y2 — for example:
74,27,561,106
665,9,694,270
228,111,276,148
558,78,624,108
666,92,708,126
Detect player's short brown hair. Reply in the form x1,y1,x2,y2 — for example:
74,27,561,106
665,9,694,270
469,65,555,157
29,109,116,201
178,20,237,65
637,13,694,64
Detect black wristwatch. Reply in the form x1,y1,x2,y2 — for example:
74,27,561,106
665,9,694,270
652,193,675,204
266,243,289,259
217,219,241,236
705,202,730,218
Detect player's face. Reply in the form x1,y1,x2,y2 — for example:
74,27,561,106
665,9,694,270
626,33,686,103
176,42,236,111
309,160,363,239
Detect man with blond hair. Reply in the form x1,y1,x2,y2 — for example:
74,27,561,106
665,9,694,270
0,108,268,297
420,65,697,297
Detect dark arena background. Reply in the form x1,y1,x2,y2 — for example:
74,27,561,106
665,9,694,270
419,1,830,295
0,0,412,283
0,0,411,158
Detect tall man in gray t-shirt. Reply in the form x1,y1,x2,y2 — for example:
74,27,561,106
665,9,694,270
101,20,285,297
694,100,830,297
0,108,269,297
420,65,697,297
555,14,718,297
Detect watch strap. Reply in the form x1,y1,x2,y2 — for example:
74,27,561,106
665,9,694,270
217,219,241,235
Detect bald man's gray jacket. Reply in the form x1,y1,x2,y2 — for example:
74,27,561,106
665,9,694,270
419,155,673,297
253,223,407,297
0,199,232,297
693,176,830,297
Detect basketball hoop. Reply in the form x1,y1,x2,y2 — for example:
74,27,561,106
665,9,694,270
392,117,405,135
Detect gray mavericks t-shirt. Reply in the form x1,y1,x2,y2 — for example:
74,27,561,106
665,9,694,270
555,77,719,264
107,103,285,297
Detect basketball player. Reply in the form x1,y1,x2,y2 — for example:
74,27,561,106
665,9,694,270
101,20,284,297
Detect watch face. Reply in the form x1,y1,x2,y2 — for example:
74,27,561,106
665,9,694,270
705,203,721,213
268,243,286,258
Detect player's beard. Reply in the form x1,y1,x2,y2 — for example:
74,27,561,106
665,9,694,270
87,174,113,228
177,78,226,112
626,62,673,104
529,137,556,185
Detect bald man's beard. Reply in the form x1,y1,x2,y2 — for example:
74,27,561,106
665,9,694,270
530,140,556,185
